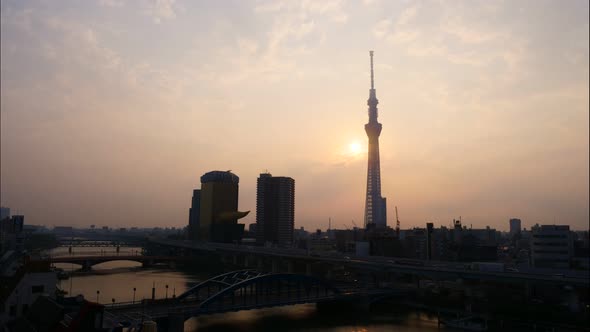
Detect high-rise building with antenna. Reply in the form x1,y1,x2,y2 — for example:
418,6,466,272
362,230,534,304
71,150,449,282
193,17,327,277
364,51,387,228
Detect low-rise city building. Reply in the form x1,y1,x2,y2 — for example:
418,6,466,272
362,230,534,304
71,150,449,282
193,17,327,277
530,225,573,269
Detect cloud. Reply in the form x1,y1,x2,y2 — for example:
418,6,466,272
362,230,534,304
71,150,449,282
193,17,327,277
1,6,198,114
255,0,348,23
199,0,349,86
1,0,587,229
372,1,528,80
143,0,178,24
362,0,380,6
0,7,35,34
302,0,348,23
372,19,391,39
254,0,286,13
396,4,418,26
374,3,506,49
42,17,122,70
442,20,498,44
99,0,125,7
237,38,259,55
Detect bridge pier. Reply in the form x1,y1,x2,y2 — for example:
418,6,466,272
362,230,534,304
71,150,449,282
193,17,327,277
81,261,92,272
257,257,264,270
414,275,421,289
143,259,155,268
166,310,184,332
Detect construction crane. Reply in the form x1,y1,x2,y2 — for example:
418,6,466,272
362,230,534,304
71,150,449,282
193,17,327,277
395,206,400,237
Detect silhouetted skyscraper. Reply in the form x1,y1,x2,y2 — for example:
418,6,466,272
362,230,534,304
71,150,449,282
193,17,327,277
256,173,295,247
188,189,201,240
364,51,387,228
198,171,249,243
509,218,521,236
0,207,10,221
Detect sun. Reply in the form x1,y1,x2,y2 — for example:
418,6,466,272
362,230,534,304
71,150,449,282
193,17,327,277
349,142,362,155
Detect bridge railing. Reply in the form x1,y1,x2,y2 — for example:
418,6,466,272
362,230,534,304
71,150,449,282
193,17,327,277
103,297,187,308
105,288,404,323
46,250,144,258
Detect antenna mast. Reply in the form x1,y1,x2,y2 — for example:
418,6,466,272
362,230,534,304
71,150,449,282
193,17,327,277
369,50,375,89
395,206,400,237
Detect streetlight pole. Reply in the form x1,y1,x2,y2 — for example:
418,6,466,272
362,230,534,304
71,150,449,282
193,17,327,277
96,290,100,303
69,264,73,295
111,298,115,309
165,284,169,299
133,287,136,304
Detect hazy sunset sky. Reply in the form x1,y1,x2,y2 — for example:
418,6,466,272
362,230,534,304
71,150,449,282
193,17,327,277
1,0,588,231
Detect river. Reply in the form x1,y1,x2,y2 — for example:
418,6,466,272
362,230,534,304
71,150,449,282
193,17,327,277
49,247,449,332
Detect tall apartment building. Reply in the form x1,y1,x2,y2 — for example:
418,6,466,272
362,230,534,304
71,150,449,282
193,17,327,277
509,218,522,237
256,173,295,247
531,225,572,269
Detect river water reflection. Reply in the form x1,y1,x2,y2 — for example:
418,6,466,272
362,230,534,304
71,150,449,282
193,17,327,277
49,247,445,332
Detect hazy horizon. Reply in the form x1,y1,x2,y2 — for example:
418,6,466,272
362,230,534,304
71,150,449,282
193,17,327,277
1,0,588,231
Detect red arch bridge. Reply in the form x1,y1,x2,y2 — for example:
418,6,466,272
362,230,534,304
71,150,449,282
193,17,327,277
102,269,411,330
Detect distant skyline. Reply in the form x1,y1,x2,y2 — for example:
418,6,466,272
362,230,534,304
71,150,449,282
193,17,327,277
1,0,588,231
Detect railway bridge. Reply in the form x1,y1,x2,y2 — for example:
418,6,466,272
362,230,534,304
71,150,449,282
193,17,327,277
103,269,411,331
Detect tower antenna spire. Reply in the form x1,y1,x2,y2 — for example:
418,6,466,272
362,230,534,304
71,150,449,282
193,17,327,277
364,50,386,229
369,50,374,89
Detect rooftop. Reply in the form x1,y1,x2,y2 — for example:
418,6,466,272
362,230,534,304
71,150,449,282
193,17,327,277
201,171,240,184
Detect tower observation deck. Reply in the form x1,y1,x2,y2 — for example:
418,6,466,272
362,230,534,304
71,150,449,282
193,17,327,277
364,51,387,228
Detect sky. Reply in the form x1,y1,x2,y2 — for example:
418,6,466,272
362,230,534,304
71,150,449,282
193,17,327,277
1,0,588,231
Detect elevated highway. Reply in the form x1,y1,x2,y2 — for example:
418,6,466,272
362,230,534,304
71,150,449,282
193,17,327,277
148,238,590,288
